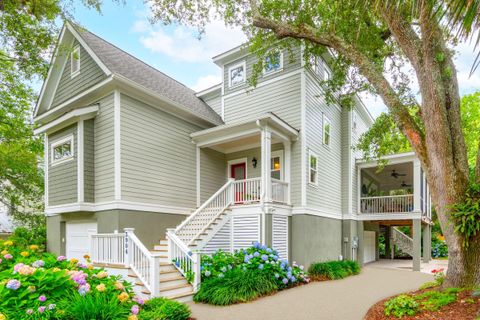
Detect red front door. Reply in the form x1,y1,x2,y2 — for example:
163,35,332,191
231,163,246,203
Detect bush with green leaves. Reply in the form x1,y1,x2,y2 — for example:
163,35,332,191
140,297,191,320
308,260,361,280
201,242,308,289
59,292,131,320
194,269,278,305
384,294,419,317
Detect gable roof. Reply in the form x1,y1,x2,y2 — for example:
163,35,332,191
72,24,223,125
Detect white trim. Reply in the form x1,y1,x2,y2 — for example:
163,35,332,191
50,135,75,166
270,150,284,180
262,50,284,76
228,61,246,88
308,150,318,186
77,120,84,203
44,134,49,207
114,90,121,201
292,207,343,220
34,76,114,122
356,212,422,221
221,65,225,120
356,152,416,168
70,45,81,78
322,114,332,147
227,158,248,179
196,146,201,207
33,105,99,135
300,69,307,206
195,83,221,97
45,201,193,216
223,69,302,100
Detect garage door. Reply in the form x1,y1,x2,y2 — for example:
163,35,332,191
66,221,97,262
363,231,376,264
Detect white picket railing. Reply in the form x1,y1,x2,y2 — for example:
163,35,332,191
232,177,261,203
271,178,288,203
166,229,201,290
175,179,235,245
90,232,125,265
360,194,414,214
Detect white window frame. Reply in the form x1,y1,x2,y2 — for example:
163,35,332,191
352,111,358,132
228,61,246,88
263,50,283,76
50,135,74,166
323,114,332,147
271,150,284,180
308,150,318,186
71,45,81,78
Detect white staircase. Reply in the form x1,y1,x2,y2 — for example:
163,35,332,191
392,227,414,257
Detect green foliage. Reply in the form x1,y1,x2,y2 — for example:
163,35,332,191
9,227,46,249
200,243,308,289
59,292,130,320
194,269,278,306
384,294,419,317
141,297,191,320
308,260,361,280
449,183,480,247
415,288,461,312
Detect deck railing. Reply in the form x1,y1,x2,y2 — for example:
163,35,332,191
360,194,414,214
271,178,288,203
90,232,125,265
232,177,261,203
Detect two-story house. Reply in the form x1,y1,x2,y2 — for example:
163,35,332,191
34,22,433,301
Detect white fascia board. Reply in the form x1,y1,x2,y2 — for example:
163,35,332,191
356,152,417,168
195,84,222,97
33,105,99,135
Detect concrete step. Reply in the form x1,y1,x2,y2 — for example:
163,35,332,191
160,277,188,289
160,271,184,281
159,264,176,272
160,283,193,297
161,291,194,303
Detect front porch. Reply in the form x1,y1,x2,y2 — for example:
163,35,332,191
356,152,432,222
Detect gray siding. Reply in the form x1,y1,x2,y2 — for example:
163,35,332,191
351,106,370,214
48,124,78,206
225,144,284,179
200,148,226,202
120,94,201,208
201,92,222,118
94,94,115,202
305,72,343,216
51,40,106,107
223,46,302,95
84,119,95,203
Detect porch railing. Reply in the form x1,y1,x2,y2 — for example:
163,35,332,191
90,232,125,265
271,178,288,203
232,177,261,203
360,194,414,214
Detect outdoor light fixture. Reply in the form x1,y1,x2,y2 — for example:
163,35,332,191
252,157,258,168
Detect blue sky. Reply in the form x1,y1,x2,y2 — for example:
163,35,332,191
68,1,479,117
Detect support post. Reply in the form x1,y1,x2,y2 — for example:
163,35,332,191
151,255,160,296
283,141,291,205
413,159,421,212
124,228,135,268
192,252,202,292
412,220,421,271
260,128,272,203
423,224,432,263
196,146,201,207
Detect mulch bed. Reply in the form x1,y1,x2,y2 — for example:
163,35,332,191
364,289,480,320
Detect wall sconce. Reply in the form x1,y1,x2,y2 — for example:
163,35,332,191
252,157,258,168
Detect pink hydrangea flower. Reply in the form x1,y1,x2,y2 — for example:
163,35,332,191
26,309,33,315
57,256,66,261
131,305,139,315
38,306,46,313
39,295,47,302
13,263,25,273
4,254,12,260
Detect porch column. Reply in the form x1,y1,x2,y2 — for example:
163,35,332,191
423,224,432,263
196,146,201,207
412,219,421,271
413,159,422,212
283,141,291,205
261,127,272,203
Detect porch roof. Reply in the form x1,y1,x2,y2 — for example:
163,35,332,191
191,113,299,148
356,152,417,168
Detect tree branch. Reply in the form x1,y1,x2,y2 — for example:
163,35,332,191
252,14,427,163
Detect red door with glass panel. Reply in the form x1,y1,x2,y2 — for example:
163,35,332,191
231,163,246,203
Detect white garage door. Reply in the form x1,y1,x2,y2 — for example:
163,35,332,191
363,231,376,264
66,221,97,262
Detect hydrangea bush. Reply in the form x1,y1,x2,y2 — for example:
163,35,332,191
200,242,309,288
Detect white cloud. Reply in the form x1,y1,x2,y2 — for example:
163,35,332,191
191,74,222,92
132,19,246,63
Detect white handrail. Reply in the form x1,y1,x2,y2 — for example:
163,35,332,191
271,178,288,203
167,229,201,291
360,194,414,214
232,177,261,203
90,232,125,265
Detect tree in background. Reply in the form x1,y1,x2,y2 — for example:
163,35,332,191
147,0,480,286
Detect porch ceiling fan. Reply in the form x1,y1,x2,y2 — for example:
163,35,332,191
401,181,412,188
391,170,407,179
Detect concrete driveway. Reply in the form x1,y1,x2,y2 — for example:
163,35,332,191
188,263,433,320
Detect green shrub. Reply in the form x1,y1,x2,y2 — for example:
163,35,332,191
415,289,460,311
60,293,131,320
194,269,278,305
308,260,360,280
384,294,419,317
140,297,191,320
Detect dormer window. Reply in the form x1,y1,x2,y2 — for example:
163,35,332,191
229,62,246,87
264,51,283,74
71,45,81,78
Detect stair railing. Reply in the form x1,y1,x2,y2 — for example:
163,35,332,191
392,227,414,257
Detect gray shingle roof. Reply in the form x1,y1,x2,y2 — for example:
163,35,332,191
74,25,223,125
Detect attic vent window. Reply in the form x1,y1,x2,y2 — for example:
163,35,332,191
71,45,81,78
229,61,246,87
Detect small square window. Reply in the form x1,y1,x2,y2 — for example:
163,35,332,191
229,62,246,87
51,136,74,165
323,115,331,146
309,151,318,185
264,51,283,74
352,111,358,131
71,46,80,77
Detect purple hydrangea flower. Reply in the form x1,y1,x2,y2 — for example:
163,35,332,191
39,295,47,302
32,260,45,268
131,305,140,315
6,279,20,290
78,284,90,296
282,278,289,285
57,256,66,261
261,254,268,261
290,276,296,282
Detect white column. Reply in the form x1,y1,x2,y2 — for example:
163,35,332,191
196,146,201,207
261,128,272,202
114,90,122,201
283,141,291,205
44,133,49,208
77,119,84,203
413,159,421,212
124,228,135,268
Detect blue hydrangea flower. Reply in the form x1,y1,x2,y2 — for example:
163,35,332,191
274,273,280,278
253,241,261,249
218,273,224,278
244,256,250,263
253,252,260,257
282,278,289,285
258,264,264,270
266,248,272,253
273,255,279,261
6,279,20,290
261,254,268,261
221,266,227,272
204,270,211,277
290,276,296,282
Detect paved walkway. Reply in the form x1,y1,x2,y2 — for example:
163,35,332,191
188,263,433,320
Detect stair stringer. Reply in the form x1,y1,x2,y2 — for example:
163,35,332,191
195,212,232,253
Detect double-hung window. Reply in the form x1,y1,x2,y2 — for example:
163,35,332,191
323,115,332,146
309,151,318,185
71,45,81,78
51,135,74,165
271,151,283,180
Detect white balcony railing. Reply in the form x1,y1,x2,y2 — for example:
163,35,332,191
233,178,261,203
360,194,414,214
271,178,288,203
90,232,125,265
